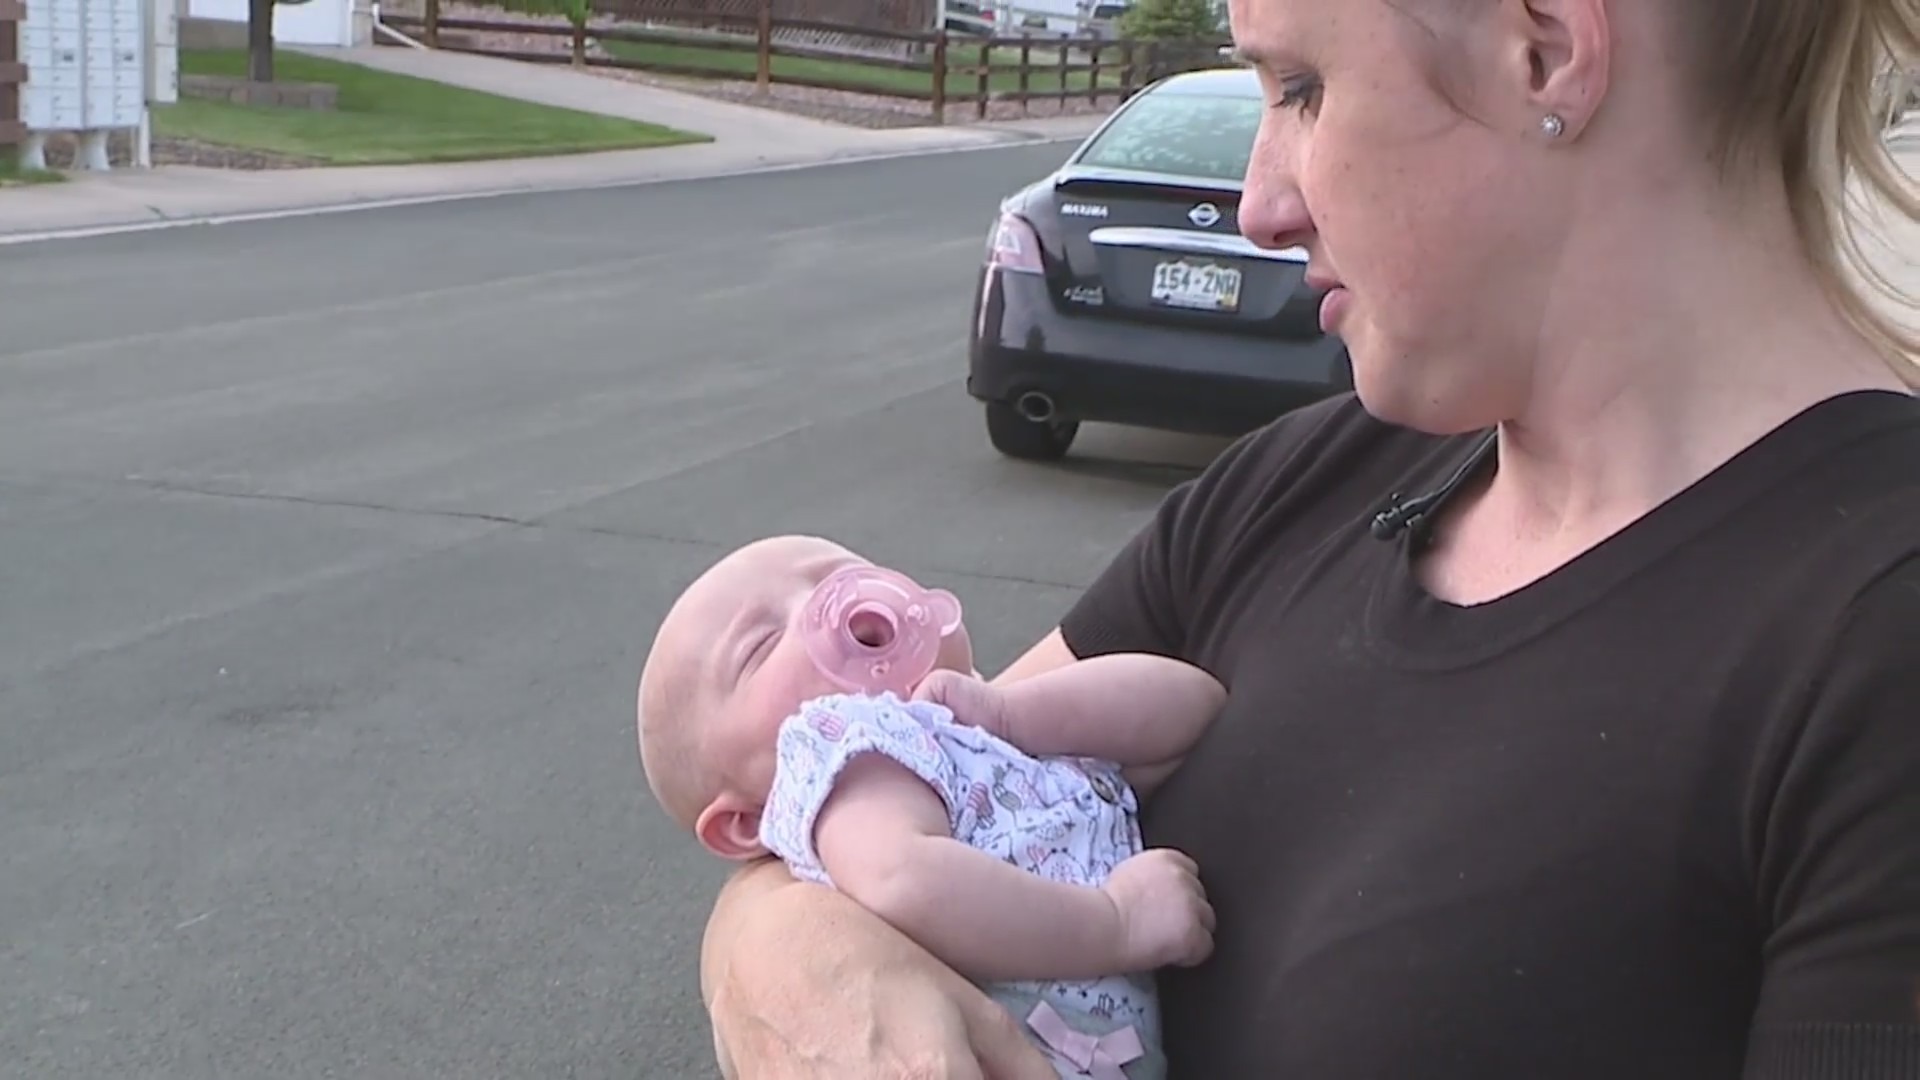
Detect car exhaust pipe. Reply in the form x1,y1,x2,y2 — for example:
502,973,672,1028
1014,390,1057,423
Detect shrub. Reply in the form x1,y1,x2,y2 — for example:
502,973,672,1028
1119,0,1220,41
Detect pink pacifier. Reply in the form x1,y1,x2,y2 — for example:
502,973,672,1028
801,565,964,698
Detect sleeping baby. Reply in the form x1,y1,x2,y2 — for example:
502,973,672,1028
637,534,1222,1079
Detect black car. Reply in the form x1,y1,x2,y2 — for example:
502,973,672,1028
965,66,1352,460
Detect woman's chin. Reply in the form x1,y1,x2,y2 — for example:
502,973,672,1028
1348,339,1498,436
1352,382,1431,431
1345,333,1424,426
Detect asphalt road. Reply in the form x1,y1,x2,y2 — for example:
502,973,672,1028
0,144,1228,1079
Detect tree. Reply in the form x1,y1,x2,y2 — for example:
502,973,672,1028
1118,0,1218,41
497,0,595,65
248,0,276,82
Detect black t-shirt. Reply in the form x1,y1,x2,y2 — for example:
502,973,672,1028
1059,389,1920,1079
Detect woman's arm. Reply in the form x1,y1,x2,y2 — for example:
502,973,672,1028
699,858,793,1021
991,628,1080,687
1742,559,1920,1076
701,856,1056,1079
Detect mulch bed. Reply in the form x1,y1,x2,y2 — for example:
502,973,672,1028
34,129,320,171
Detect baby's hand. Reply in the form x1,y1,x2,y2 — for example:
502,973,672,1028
910,669,1012,742
1101,849,1215,971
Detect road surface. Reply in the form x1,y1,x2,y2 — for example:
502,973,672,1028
0,144,1226,1079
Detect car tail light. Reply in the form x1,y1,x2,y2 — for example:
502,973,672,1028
988,212,1044,274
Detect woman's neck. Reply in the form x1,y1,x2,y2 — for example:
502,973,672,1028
1423,162,1909,604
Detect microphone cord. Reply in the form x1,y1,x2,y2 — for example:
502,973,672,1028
1369,430,1499,548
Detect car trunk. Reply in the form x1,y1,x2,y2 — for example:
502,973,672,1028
1041,168,1324,340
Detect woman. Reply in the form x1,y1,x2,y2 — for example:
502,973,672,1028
694,0,1920,1075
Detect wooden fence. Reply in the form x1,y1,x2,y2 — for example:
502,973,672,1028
1,0,24,150
378,0,1231,122
594,0,935,40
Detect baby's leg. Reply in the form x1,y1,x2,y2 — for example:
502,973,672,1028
985,976,1167,1080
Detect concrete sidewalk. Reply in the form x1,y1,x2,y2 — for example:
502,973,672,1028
0,129,1053,243
0,45,1107,242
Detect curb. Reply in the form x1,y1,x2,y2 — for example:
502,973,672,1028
0,130,1088,247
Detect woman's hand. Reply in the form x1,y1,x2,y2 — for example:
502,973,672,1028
703,859,1056,1080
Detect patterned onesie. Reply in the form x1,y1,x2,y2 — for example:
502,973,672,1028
758,692,1166,1080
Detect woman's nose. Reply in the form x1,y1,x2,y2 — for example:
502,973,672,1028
1238,133,1313,253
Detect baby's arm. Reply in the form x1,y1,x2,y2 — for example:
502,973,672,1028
762,699,1215,984
920,653,1225,797
813,753,1186,984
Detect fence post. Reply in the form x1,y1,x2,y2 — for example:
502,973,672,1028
571,19,586,66
930,30,947,123
755,0,772,95
975,39,987,120
1017,40,1029,117
424,0,439,48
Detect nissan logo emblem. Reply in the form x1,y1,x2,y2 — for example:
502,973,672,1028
1188,202,1222,228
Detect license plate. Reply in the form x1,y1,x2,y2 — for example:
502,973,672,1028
1151,259,1242,312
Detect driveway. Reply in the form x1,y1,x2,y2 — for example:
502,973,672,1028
0,144,1223,1078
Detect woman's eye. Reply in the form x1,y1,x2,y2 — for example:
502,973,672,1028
1274,75,1323,113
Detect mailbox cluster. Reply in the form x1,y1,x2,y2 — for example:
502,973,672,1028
18,0,148,169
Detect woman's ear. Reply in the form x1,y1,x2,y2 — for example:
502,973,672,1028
695,794,768,862
1502,0,1611,139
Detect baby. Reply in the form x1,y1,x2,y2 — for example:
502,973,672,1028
638,535,1223,1080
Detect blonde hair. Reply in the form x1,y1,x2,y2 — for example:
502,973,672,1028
1694,0,1919,384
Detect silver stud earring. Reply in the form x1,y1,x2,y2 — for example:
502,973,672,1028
1540,113,1566,139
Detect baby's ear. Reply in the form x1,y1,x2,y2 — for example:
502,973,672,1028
694,795,767,862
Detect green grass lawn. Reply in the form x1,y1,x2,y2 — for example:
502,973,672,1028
597,36,1130,99
0,156,65,185
155,48,708,166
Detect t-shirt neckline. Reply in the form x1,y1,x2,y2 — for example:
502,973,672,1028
1364,389,1918,670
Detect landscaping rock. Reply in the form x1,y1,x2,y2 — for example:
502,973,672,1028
180,74,341,111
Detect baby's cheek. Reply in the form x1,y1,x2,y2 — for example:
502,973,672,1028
935,623,977,676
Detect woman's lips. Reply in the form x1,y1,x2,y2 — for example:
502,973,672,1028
1318,286,1351,335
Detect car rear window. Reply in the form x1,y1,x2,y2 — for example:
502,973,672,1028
1073,91,1262,182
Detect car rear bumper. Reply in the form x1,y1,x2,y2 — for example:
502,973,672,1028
965,268,1353,436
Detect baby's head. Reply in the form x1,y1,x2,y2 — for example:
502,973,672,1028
637,534,976,861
